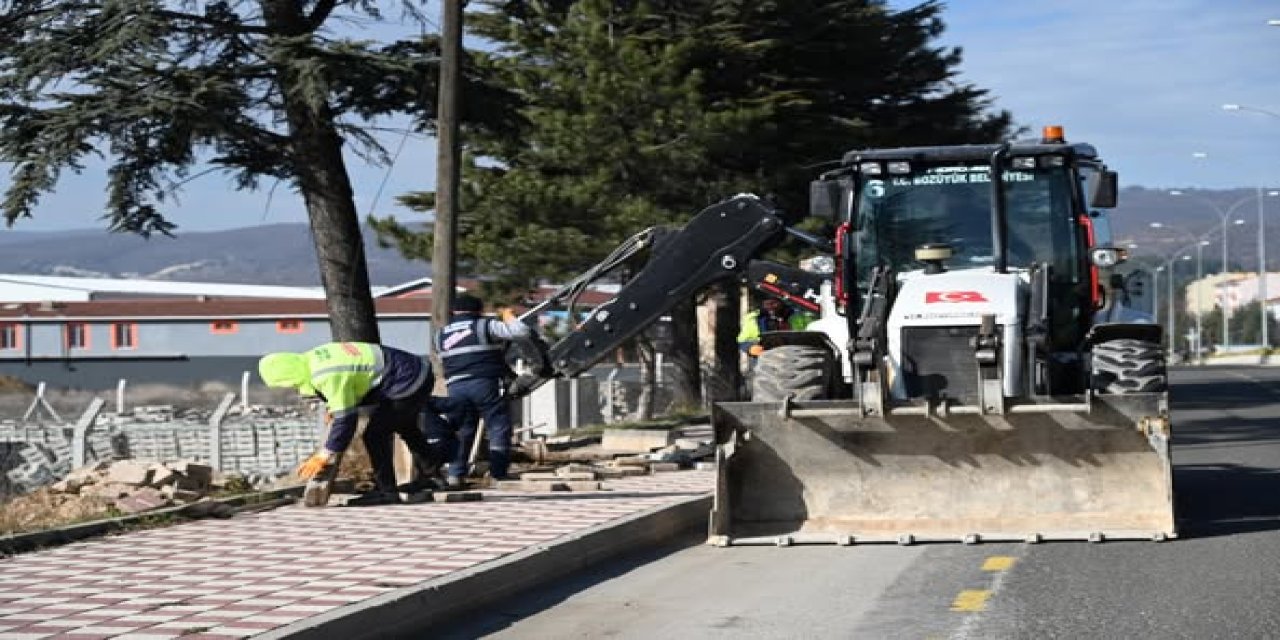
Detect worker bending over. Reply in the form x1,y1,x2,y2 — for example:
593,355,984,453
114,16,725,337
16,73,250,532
258,341,445,506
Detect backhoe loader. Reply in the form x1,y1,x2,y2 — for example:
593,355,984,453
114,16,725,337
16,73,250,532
511,126,1174,544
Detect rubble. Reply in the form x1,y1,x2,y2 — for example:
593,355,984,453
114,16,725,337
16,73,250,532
36,458,283,516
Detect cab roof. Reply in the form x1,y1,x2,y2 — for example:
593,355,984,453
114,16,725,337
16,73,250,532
842,141,1100,165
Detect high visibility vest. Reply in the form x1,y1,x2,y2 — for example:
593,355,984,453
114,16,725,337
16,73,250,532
736,310,815,344
436,315,509,384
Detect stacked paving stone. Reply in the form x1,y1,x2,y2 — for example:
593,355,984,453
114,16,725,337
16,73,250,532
0,421,116,497
1,403,317,498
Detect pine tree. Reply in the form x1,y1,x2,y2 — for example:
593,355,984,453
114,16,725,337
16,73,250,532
373,0,1015,403
0,1,515,340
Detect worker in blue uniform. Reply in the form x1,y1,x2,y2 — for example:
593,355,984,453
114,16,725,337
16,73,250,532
433,293,532,485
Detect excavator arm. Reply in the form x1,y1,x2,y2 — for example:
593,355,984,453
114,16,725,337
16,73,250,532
509,194,805,396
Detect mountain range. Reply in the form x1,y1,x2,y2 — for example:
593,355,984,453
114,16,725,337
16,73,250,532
0,224,429,286
0,186,1270,286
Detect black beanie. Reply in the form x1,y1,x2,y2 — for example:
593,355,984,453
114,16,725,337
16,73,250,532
454,294,483,314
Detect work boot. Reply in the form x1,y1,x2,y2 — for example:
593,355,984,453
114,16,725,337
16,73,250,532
445,476,464,490
396,477,439,494
343,491,402,507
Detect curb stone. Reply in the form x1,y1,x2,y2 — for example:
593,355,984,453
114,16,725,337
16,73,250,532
259,493,712,640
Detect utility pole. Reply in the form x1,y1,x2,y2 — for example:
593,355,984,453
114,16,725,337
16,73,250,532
432,0,463,338
1260,185,1270,350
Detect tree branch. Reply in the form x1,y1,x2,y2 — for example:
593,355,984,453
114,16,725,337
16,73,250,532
304,0,339,31
152,9,272,35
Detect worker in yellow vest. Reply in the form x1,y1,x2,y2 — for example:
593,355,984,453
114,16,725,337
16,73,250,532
258,341,446,506
737,297,815,357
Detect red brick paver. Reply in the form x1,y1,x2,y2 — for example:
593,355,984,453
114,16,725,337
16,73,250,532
0,471,713,639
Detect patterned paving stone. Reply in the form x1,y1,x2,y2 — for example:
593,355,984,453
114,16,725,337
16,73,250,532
0,471,711,638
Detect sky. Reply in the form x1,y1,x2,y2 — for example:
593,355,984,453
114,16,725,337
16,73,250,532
3,0,1280,232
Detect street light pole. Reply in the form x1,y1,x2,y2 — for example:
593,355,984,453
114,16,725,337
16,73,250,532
1261,185,1270,349
1153,265,1161,327
1196,240,1207,361
1151,222,1227,361
1222,104,1280,349
1170,186,1252,349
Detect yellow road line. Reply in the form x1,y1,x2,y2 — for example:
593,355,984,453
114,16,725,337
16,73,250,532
950,589,992,612
981,556,1016,572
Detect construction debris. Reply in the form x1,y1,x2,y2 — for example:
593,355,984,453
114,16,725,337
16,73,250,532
40,458,245,515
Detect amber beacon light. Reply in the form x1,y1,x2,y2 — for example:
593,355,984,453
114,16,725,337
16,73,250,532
1042,125,1065,143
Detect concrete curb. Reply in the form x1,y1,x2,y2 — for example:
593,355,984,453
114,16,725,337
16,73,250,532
0,485,305,556
261,493,713,640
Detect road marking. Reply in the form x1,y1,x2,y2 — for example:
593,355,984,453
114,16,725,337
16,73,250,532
950,589,992,612
981,556,1016,572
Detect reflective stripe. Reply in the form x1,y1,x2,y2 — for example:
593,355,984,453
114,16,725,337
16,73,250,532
440,344,504,358
370,345,386,388
312,363,377,378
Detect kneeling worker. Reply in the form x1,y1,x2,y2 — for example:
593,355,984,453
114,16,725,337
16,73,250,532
258,341,444,506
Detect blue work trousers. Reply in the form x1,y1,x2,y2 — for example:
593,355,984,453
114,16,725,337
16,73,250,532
433,377,514,479
362,385,444,493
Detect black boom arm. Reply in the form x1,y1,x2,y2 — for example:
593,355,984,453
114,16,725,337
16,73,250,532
510,195,790,395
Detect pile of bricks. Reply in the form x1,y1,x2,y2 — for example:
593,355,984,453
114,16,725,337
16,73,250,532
46,459,224,514
506,429,717,492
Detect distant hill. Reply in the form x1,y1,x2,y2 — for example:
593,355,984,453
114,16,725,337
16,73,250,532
0,224,429,286
1110,186,1276,271
0,187,1268,286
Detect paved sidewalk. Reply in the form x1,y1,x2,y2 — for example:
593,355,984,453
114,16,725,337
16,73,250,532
0,471,714,640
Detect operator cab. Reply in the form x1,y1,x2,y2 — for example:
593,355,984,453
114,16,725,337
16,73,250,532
809,126,1122,395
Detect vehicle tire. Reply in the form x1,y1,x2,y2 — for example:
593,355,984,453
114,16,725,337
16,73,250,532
1090,339,1167,394
751,345,833,401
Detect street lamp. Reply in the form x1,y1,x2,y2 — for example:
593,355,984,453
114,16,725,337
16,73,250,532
1162,253,1194,359
1150,223,1230,360
1171,175,1257,351
1195,239,1211,359
1222,103,1280,119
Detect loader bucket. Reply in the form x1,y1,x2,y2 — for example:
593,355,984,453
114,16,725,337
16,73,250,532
709,395,1175,545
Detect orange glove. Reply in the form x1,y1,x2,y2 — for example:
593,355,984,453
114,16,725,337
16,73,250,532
499,306,517,323
749,344,765,357
296,450,335,480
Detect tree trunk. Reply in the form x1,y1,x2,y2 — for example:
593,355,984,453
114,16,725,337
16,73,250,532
703,283,743,402
634,337,656,421
668,298,703,409
261,0,379,343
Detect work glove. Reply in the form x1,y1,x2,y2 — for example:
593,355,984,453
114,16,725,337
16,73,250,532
749,344,765,357
499,306,518,324
296,449,337,480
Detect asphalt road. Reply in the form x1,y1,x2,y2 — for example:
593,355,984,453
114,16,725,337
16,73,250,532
434,366,1280,639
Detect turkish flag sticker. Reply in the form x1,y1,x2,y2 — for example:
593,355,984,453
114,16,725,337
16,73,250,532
925,291,989,303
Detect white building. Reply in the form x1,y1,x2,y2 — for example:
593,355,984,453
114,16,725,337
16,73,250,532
1213,273,1280,314
0,273,372,302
